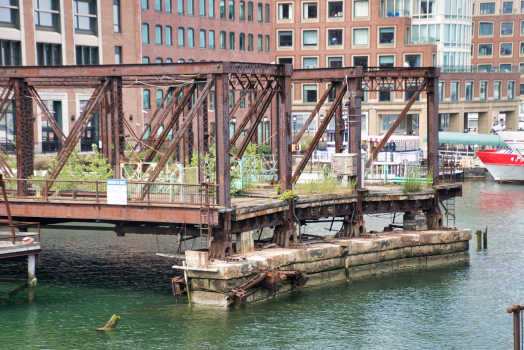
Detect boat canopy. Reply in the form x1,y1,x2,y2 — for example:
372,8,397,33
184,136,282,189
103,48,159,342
423,132,508,147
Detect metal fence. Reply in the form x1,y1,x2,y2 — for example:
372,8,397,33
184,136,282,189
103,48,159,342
366,163,463,183
3,179,217,206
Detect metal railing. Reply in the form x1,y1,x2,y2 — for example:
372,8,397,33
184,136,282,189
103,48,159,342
3,179,218,206
366,163,462,183
0,221,40,246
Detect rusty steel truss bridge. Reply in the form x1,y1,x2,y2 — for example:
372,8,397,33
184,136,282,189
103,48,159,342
0,62,461,259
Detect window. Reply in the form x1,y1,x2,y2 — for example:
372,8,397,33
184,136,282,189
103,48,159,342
35,0,60,31
501,22,513,35
229,32,235,50
379,27,394,44
303,57,318,68
257,34,262,51
450,82,458,101
521,43,524,54
265,4,269,23
303,84,317,103
501,43,512,55
0,0,19,28
220,0,225,17
74,0,97,34
209,91,215,109
229,0,234,19
229,123,235,140
178,58,184,63
508,81,515,99
178,0,183,13
247,1,253,21
155,25,162,45
440,114,450,130
239,33,245,51
265,35,269,52
199,29,206,48
142,0,148,9
0,40,21,65
494,81,501,100
278,57,293,64
381,115,404,131
278,31,292,47
240,1,245,19
188,0,194,14
328,29,342,46
354,0,368,17
178,27,184,46
114,46,121,64
465,82,473,101
438,82,443,101
353,56,368,67
379,55,394,67
521,63,524,74
257,122,263,144
478,43,492,55
503,1,513,13
188,28,194,47
479,22,493,35
209,30,215,48
521,21,524,34
164,26,172,46
303,2,317,19
76,45,98,65
36,43,61,65
166,0,172,12
500,64,512,72
144,89,151,109
353,28,368,45
143,56,150,63
258,3,262,22
248,34,253,51
405,54,421,67
264,121,269,144
220,31,226,49
156,90,164,108
155,0,161,11
113,0,120,32
478,64,491,72
156,57,162,63
199,0,205,15
480,2,495,14
278,3,292,19
521,84,524,95
379,83,393,102
303,30,318,46
209,0,214,16
328,57,343,67
166,58,172,63
480,81,487,100
142,24,149,44
328,1,343,18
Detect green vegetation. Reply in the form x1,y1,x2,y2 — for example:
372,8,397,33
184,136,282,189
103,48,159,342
294,177,356,196
257,145,272,155
278,189,297,200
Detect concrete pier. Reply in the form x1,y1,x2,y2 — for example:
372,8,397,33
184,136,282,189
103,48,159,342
182,229,471,307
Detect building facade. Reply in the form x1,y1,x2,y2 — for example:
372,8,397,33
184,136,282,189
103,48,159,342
0,0,143,154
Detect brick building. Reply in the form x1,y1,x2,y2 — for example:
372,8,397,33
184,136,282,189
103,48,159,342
0,0,143,154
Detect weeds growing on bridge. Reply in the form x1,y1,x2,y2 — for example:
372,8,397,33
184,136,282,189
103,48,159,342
294,177,356,196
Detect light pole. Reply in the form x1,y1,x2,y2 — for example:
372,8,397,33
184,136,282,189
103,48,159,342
293,115,297,141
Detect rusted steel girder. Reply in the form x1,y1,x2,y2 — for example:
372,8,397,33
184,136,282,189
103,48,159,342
365,80,427,170
0,62,289,79
215,74,231,208
347,77,363,189
278,71,293,193
13,79,33,196
28,86,66,144
46,80,109,185
292,84,334,145
140,77,215,197
292,83,347,184
426,76,439,185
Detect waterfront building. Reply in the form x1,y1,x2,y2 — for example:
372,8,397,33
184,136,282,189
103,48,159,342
0,0,143,154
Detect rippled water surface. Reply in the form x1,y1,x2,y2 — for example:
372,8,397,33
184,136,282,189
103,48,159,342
0,180,523,349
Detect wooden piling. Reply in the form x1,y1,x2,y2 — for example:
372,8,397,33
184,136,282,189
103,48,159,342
27,254,36,301
96,314,120,331
483,226,488,249
476,230,482,250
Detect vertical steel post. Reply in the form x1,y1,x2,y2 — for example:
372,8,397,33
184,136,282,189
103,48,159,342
270,98,278,155
215,71,231,208
427,72,440,185
111,77,124,179
278,64,292,193
13,78,34,196
348,71,363,189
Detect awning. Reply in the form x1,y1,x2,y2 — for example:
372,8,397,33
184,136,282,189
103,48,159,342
422,132,508,147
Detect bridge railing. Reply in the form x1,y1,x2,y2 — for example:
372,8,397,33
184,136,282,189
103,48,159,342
3,179,217,206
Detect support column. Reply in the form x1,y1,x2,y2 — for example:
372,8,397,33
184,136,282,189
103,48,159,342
13,79,33,195
277,67,292,193
27,254,36,301
215,72,231,208
111,77,124,178
348,76,363,189
270,98,278,156
427,75,439,185
334,82,344,154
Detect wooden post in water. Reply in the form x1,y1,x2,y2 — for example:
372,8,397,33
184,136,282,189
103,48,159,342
27,254,36,301
476,230,482,250
483,226,488,249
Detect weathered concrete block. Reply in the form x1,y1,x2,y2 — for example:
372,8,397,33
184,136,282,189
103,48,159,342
397,256,425,269
356,252,381,266
448,251,470,264
354,264,373,278
235,231,254,254
401,233,421,246
191,291,229,307
375,261,393,274
185,250,209,267
419,232,441,245
328,268,347,282
306,244,342,262
427,254,448,267
191,278,210,290
412,245,434,256
380,248,404,261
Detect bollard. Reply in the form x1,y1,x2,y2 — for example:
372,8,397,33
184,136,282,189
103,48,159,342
476,230,482,250
483,226,488,249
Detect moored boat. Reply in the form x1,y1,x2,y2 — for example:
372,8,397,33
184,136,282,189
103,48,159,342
476,149,524,182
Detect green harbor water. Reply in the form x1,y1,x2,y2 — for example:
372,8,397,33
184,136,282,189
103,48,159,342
0,180,523,349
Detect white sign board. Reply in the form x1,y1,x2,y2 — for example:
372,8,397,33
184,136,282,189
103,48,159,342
107,179,127,205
